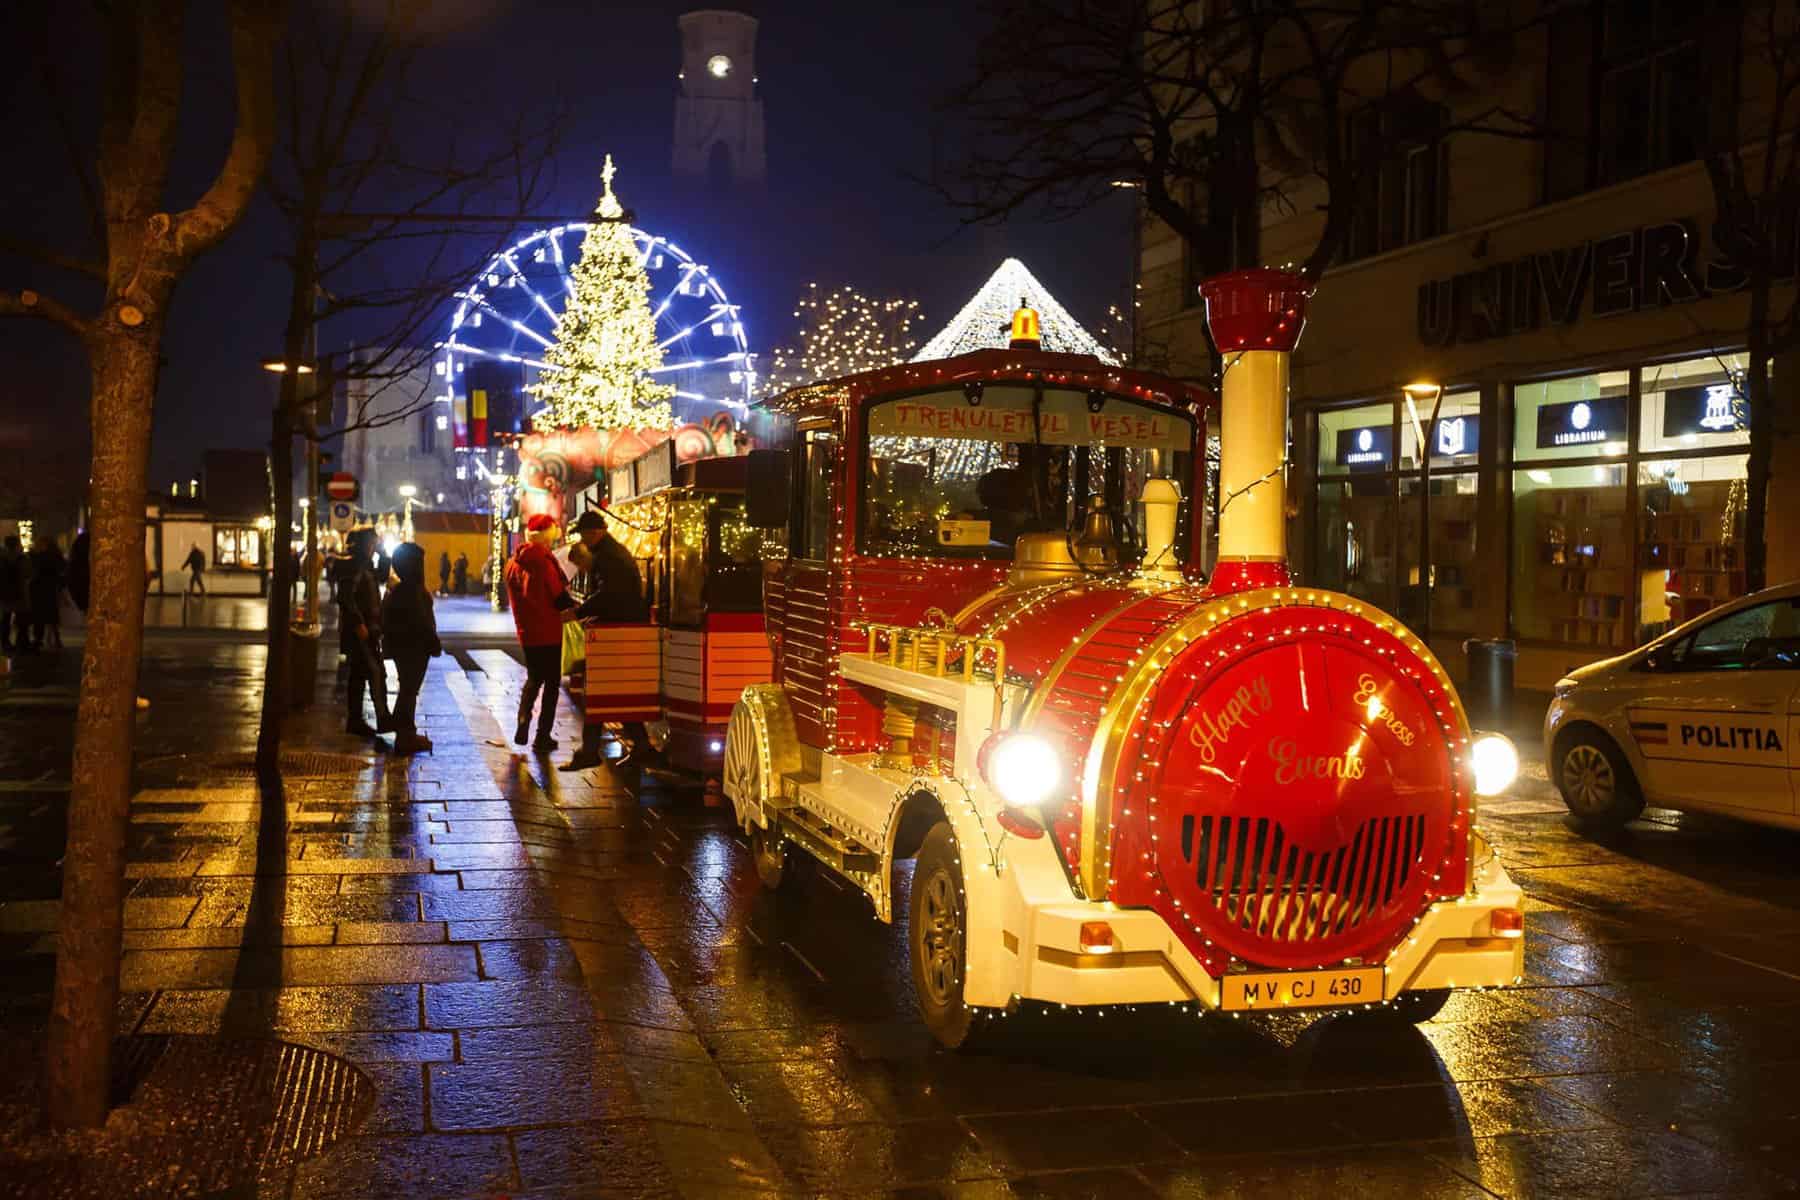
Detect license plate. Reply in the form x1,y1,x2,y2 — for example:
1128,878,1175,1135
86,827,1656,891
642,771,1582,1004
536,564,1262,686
1221,967,1382,1011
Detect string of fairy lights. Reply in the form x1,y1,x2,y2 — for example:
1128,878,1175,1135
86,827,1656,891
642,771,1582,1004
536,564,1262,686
761,283,924,396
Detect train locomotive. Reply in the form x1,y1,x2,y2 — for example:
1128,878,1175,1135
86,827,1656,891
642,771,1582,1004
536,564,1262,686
725,269,1524,1045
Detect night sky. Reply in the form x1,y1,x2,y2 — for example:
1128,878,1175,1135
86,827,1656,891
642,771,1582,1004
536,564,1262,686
0,1,1130,497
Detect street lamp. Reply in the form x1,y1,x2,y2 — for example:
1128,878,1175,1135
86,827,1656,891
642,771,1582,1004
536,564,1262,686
1402,380,1446,644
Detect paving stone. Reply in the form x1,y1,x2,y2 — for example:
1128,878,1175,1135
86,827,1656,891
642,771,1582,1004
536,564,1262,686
120,924,338,950
284,1030,457,1064
963,1109,1186,1173
424,978,596,1028
335,921,449,944
138,984,422,1033
428,1054,643,1129
1426,1126,1790,1198
1140,1147,1492,1199
290,1133,515,1199
456,1021,617,1063
338,871,464,894
120,943,478,990
195,855,424,876
513,1120,674,1194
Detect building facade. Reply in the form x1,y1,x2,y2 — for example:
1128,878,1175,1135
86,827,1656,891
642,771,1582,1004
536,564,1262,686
1136,2,1800,690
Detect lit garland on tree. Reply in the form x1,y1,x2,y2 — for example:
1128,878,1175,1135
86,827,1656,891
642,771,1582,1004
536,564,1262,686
528,156,675,432
761,283,923,396
912,257,1116,363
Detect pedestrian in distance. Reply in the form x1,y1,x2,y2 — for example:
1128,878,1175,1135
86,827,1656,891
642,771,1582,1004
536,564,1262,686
562,508,650,771
335,527,393,739
452,551,469,596
27,535,66,653
0,535,24,654
381,542,441,755
437,550,452,597
183,543,206,595
504,513,575,753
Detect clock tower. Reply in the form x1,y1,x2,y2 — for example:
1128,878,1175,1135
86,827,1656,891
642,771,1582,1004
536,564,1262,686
673,10,766,186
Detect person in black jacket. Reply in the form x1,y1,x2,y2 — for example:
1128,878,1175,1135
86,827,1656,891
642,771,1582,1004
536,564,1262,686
336,528,392,738
562,509,649,771
381,542,440,754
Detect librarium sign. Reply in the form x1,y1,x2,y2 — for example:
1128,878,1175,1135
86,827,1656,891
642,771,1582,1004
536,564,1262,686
1417,215,1785,347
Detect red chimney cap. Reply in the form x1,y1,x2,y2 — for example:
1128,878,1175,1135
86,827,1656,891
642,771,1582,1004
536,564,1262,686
1199,268,1312,353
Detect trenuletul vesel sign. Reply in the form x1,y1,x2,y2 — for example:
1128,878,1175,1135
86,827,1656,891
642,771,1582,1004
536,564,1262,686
869,387,1189,451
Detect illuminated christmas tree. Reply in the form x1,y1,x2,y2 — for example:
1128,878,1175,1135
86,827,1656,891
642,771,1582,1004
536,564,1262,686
913,257,1116,363
528,156,675,431
762,283,923,395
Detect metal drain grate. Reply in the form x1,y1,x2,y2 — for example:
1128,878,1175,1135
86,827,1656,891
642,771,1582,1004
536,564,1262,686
0,1035,376,1198
138,750,376,780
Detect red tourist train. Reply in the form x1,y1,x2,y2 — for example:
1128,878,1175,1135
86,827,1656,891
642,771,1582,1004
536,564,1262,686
724,271,1525,1045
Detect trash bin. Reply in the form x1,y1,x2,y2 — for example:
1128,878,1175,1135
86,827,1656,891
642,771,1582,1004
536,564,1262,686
288,622,321,711
1462,638,1516,731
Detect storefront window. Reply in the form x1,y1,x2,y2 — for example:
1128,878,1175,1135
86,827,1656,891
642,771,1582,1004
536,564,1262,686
1315,402,1394,476
1513,370,1631,462
1639,353,1753,454
1512,463,1630,647
1315,479,1395,609
1399,473,1481,633
213,527,262,570
1636,454,1749,640
1398,390,1481,471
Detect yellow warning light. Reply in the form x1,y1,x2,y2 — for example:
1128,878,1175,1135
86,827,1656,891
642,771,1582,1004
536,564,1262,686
1009,299,1041,350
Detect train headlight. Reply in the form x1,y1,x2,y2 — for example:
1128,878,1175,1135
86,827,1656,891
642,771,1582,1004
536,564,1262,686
983,733,1062,809
1470,733,1519,797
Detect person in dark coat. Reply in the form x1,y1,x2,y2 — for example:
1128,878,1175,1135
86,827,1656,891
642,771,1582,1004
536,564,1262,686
381,542,441,754
452,551,469,595
562,508,649,771
505,514,574,752
182,544,206,595
0,535,24,653
335,528,393,738
27,536,65,652
437,550,452,597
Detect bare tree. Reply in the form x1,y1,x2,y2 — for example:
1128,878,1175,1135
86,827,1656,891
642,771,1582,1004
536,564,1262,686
760,283,925,396
1703,0,1800,592
0,0,280,1127
257,0,564,770
938,0,1534,283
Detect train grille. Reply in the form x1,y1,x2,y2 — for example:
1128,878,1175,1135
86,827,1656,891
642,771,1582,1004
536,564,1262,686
1177,813,1430,944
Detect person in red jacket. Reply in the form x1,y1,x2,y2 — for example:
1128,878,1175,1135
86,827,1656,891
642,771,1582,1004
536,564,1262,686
505,513,575,752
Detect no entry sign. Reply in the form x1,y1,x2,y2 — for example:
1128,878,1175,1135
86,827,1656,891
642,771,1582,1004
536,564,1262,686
326,472,358,502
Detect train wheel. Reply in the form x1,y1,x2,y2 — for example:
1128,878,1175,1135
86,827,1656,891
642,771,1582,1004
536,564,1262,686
751,823,788,890
723,701,764,822
909,822,977,1048
1385,988,1451,1024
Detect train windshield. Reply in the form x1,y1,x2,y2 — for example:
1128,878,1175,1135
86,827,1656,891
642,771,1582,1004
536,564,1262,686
861,386,1195,561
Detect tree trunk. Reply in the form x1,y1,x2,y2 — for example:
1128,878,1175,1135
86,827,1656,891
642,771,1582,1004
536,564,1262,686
1745,285,1772,595
47,326,160,1129
257,396,295,775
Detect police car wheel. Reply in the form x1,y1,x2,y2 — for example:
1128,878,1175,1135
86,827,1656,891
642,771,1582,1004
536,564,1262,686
909,822,978,1049
1554,729,1645,830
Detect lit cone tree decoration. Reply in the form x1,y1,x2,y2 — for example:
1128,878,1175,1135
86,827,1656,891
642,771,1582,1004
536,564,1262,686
762,283,923,395
528,155,675,431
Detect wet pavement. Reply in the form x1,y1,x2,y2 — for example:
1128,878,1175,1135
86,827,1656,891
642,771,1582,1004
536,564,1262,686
2,628,1799,1198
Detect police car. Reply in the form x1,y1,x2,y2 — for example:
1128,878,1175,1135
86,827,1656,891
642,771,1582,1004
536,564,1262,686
1545,582,1800,832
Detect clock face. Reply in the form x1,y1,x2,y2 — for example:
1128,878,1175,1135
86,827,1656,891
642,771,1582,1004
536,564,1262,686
707,54,732,79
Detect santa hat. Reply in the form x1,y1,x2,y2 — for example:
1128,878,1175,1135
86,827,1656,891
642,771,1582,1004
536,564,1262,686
525,514,556,533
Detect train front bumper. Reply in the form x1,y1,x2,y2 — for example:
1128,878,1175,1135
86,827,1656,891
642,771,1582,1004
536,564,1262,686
989,837,1524,1013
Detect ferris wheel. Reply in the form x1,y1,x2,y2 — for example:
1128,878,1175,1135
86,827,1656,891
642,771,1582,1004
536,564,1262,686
436,223,755,435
